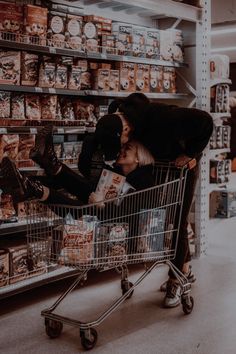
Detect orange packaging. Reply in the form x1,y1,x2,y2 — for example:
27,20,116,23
24,5,48,41
116,62,136,92
0,2,23,34
135,63,150,93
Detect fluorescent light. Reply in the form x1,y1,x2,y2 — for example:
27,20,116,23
211,46,236,53
211,28,236,35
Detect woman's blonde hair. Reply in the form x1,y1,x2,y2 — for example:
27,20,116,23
129,140,155,166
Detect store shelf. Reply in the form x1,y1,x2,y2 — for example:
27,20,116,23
211,112,231,120
0,126,87,135
0,266,79,300
210,78,232,87
0,84,188,99
0,37,188,68
209,148,230,156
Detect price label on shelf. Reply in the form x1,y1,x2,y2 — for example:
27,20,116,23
49,88,56,94
57,128,64,134
101,53,107,60
0,128,7,134
30,128,37,134
49,47,57,54
35,87,43,93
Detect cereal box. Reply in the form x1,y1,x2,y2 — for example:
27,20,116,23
95,169,126,201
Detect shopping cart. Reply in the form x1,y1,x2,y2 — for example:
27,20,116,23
26,162,194,350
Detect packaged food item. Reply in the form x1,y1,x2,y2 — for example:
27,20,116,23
211,84,230,113
163,67,176,93
17,202,27,220
41,95,57,120
135,64,150,93
0,91,10,118
215,125,223,149
0,51,21,85
21,52,38,86
55,63,68,89
116,62,136,92
222,126,231,148
112,22,132,56
65,14,83,50
150,65,163,93
38,58,56,88
95,105,108,120
0,192,16,222
17,134,35,167
77,60,91,90
48,11,66,48
95,168,126,201
57,220,96,266
137,208,166,253
210,160,225,184
160,30,173,61
132,26,146,57
146,29,160,59
210,55,230,80
25,95,41,120
0,250,9,287
94,69,110,91
12,94,25,119
0,2,23,36
24,5,48,45
7,243,29,284
210,190,236,218
0,134,19,161
109,70,119,91
102,34,115,54
68,65,82,90
60,98,75,120
172,29,184,63
82,21,99,53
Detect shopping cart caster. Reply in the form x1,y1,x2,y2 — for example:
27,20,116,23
45,318,63,339
80,328,98,350
181,295,194,315
121,280,134,299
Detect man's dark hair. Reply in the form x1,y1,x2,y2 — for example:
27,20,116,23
108,98,124,114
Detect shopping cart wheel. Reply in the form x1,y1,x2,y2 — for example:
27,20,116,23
45,318,63,339
80,328,98,350
181,295,194,315
121,280,134,299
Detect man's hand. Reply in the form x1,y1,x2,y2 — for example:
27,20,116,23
88,192,105,208
175,155,197,169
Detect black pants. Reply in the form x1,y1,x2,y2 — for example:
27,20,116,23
168,163,199,277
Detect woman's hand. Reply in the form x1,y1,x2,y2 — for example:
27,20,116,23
88,192,105,208
175,155,197,169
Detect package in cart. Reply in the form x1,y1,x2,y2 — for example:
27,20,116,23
95,169,126,201
132,26,146,58
149,65,163,93
137,208,166,254
48,11,66,48
146,28,160,59
0,194,16,222
57,219,98,266
0,250,9,287
24,5,48,45
0,2,23,36
0,51,21,85
112,22,132,56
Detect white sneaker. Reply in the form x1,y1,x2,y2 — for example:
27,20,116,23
163,280,181,308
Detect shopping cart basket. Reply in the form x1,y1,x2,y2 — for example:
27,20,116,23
26,162,194,350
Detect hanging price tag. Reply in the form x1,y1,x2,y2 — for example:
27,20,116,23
49,47,56,54
30,128,37,134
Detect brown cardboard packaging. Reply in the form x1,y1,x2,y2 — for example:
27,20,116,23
116,62,136,92
25,95,41,120
65,14,83,50
0,134,19,161
21,52,38,86
94,69,110,91
0,2,23,34
135,64,150,92
110,70,119,91
0,250,9,287
24,5,48,45
17,134,35,168
0,51,21,85
48,11,66,48
163,67,176,93
150,65,163,93
0,92,11,118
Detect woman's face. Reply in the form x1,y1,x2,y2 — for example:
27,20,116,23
116,142,138,169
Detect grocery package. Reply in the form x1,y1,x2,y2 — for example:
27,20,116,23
102,34,115,54
149,65,163,93
0,134,19,161
0,92,11,118
65,15,83,50
112,22,132,56
27,240,49,276
25,95,41,120
68,65,82,90
48,11,66,48
41,95,57,120
95,169,126,201
24,5,48,45
21,52,39,86
210,159,231,184
116,62,136,92
0,51,21,85
11,94,25,120
17,134,35,167
60,97,75,120
135,64,150,93
38,58,56,88
146,29,160,59
163,67,176,93
55,63,68,89
0,2,23,35
210,190,236,218
210,55,230,80
132,26,146,58
82,21,99,53
0,193,16,222
0,250,9,287
137,208,166,253
211,84,230,113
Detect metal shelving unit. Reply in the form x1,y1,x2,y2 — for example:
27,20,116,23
0,0,210,296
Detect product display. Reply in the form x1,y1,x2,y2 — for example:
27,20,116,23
210,55,230,80
210,125,231,150
210,190,236,218
0,92,10,118
0,250,9,287
21,52,39,86
211,84,230,113
0,2,23,36
17,134,35,167
95,169,126,201
24,5,48,45
0,51,21,85
65,15,83,50
48,11,66,48
210,159,231,184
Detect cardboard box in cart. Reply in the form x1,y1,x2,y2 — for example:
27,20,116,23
210,190,236,218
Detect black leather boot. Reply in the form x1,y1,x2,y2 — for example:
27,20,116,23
30,125,61,175
1,157,44,203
